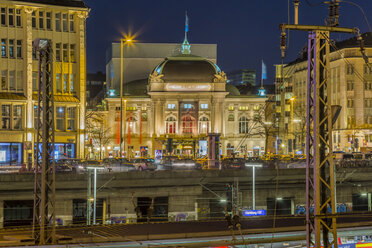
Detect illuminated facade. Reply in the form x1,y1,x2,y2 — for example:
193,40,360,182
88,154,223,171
276,33,372,153
103,42,267,158
0,0,89,165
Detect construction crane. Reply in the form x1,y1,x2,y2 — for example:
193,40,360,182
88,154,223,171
32,39,56,245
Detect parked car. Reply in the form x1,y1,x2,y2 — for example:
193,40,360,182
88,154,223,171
169,158,202,170
58,158,84,173
104,158,135,172
55,160,73,172
132,158,157,171
83,160,106,172
221,158,245,169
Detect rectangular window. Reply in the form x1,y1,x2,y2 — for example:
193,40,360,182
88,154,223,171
347,99,354,108
69,44,75,62
184,104,191,109
55,13,61,32
347,81,354,91
62,13,68,32
13,105,22,130
346,64,354,75
67,107,76,131
1,70,6,90
46,12,51,30
8,8,14,26
55,43,61,61
16,40,21,58
228,105,234,111
56,73,61,93
56,107,65,131
62,44,68,62
70,74,75,93
200,103,208,109
16,9,21,27
167,103,175,109
32,41,36,60
31,11,36,28
69,14,74,32
38,11,44,29
9,71,14,90
16,71,22,91
2,105,10,129
32,71,38,91
8,39,14,58
63,73,68,93
1,8,6,26
1,39,6,57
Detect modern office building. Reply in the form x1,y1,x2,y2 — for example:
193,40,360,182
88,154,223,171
227,69,256,87
275,32,372,153
0,0,89,165
86,71,105,110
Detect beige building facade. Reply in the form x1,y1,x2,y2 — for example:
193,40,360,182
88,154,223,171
0,0,89,165
99,49,267,159
276,34,372,153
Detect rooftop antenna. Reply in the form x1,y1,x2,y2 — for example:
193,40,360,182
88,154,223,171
181,11,191,54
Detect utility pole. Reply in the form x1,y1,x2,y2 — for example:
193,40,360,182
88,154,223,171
279,24,358,248
33,39,56,245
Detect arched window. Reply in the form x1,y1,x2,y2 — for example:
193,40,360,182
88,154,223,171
126,115,136,133
228,114,234,121
199,116,209,134
166,116,176,134
239,116,249,134
181,114,195,134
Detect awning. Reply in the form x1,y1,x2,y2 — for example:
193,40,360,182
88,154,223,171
0,93,27,100
33,94,80,103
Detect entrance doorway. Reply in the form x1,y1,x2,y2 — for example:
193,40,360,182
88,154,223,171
137,197,168,222
267,197,293,215
4,200,33,227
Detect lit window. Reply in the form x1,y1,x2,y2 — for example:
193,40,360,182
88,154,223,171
239,116,249,134
166,116,176,134
184,104,192,109
168,103,176,109
228,105,234,111
67,107,76,131
56,107,65,131
13,105,22,130
200,103,208,109
239,106,249,111
199,116,209,134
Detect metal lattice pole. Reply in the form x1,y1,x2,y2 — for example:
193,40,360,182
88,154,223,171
306,30,337,248
32,39,56,245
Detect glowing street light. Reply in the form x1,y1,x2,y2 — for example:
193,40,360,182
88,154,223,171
120,34,136,158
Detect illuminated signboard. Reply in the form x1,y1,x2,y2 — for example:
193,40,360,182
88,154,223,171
242,209,266,217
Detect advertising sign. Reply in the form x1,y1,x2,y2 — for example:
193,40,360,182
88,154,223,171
242,209,266,217
155,150,162,160
199,140,207,156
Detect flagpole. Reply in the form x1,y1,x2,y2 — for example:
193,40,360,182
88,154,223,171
261,59,264,88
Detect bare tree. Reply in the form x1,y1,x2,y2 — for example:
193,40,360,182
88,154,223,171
85,111,111,160
293,103,307,154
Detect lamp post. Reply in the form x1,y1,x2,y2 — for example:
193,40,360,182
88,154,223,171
245,163,263,210
119,38,133,158
289,97,295,156
86,166,104,225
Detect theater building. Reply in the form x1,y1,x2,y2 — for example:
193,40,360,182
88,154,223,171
103,38,267,158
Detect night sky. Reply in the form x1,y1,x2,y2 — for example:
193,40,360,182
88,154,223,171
84,0,372,84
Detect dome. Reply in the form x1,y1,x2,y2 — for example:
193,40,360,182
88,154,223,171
124,78,148,96
153,54,221,83
226,84,240,96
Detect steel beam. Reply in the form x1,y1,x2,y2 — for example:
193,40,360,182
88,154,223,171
306,31,337,248
32,39,56,245
280,23,357,33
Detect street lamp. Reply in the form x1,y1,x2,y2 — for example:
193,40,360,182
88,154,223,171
245,163,263,210
86,165,105,225
120,37,134,158
289,97,295,156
